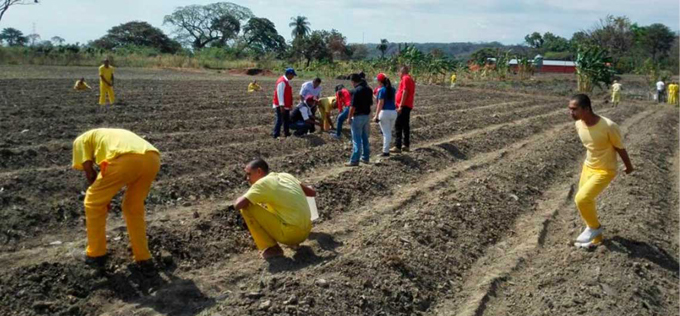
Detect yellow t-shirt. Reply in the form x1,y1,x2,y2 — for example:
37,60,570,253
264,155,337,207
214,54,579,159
612,83,621,93
576,116,624,171
248,83,261,92
451,74,457,83
244,172,311,230
99,65,114,83
74,81,90,91
318,97,336,115
72,128,159,170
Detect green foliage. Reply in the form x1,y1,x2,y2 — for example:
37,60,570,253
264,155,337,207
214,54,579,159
241,17,286,55
524,32,543,49
575,46,616,93
0,27,27,46
377,39,389,58
163,2,254,49
93,21,181,54
289,16,311,39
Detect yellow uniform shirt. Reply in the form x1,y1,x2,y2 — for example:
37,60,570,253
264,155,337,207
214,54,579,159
247,83,261,92
74,81,91,91
244,172,311,230
318,96,336,114
451,74,457,83
72,128,159,170
612,83,621,92
575,116,624,171
99,65,114,84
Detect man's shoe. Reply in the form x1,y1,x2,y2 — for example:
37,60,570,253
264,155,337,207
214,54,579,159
402,146,410,152
360,159,370,164
261,245,284,259
330,133,341,140
576,226,603,243
72,249,107,266
379,153,390,157
344,162,359,167
389,147,401,153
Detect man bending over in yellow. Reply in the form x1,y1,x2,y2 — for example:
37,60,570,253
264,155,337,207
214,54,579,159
74,78,91,91
611,80,622,107
233,158,315,259
99,59,115,105
72,128,160,265
248,80,262,93
317,96,336,132
569,94,633,248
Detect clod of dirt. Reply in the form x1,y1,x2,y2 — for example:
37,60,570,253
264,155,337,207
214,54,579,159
258,299,272,311
315,278,329,288
245,292,263,299
283,294,298,305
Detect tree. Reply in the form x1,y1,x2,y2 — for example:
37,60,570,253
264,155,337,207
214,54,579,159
640,23,676,61
0,0,38,23
430,48,444,58
588,15,634,64
25,32,39,45
524,32,543,49
50,36,65,46
542,32,570,52
326,29,349,60
163,2,254,49
289,16,310,39
377,39,389,58
93,21,182,53
292,30,331,66
0,27,26,46
575,46,615,93
241,17,286,54
349,44,368,60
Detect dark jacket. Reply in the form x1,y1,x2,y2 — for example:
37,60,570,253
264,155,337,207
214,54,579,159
350,80,372,116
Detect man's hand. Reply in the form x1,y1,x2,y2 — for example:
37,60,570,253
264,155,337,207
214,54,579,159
624,166,634,174
397,107,403,114
233,196,251,210
82,161,97,185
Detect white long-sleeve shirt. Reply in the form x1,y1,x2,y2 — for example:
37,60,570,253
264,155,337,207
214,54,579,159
299,81,322,100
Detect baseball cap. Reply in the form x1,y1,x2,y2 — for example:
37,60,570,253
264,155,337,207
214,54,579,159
305,95,315,103
285,68,297,76
376,73,386,82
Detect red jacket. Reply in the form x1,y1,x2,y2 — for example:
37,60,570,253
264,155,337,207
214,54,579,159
273,76,293,109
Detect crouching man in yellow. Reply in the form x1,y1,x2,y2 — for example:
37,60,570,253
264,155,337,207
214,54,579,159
248,80,261,93
74,78,91,91
99,59,115,106
72,128,160,265
569,94,633,248
233,158,314,259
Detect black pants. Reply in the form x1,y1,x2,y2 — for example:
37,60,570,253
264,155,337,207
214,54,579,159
272,108,291,138
395,107,411,149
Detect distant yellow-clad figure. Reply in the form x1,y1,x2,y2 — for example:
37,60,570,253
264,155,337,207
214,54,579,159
667,82,678,105
99,59,115,105
674,83,680,106
72,128,160,263
74,78,91,91
611,80,622,106
450,73,457,88
248,80,261,93
317,96,336,132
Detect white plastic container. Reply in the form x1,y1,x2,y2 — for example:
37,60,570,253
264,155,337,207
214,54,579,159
307,197,319,221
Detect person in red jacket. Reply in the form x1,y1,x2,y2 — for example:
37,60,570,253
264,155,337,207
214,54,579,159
391,66,416,153
331,84,352,139
272,68,297,139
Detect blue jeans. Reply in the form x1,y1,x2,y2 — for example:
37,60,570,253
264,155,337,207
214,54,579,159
335,107,350,137
350,115,370,163
290,120,314,136
272,108,290,138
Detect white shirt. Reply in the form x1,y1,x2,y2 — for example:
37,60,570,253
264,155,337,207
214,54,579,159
299,81,322,99
656,81,665,91
296,102,312,121
273,76,289,108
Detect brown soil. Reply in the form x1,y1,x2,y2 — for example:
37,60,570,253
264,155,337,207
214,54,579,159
0,66,676,316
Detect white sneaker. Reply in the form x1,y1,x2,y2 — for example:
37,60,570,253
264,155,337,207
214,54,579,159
576,226,603,243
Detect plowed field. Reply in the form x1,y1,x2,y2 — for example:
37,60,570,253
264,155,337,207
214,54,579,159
0,66,677,316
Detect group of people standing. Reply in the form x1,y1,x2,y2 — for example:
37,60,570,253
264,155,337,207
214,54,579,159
656,80,679,105
270,66,416,166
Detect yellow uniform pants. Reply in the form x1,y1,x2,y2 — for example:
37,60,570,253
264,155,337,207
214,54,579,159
574,166,616,243
611,91,620,105
99,82,115,105
318,106,331,131
84,151,160,261
240,203,311,250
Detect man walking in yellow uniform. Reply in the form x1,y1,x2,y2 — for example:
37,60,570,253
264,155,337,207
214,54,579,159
450,73,457,88
72,128,160,264
569,94,633,248
99,59,115,105
233,158,315,259
611,80,622,107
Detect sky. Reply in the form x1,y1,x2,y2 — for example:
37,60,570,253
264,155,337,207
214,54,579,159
2,0,678,46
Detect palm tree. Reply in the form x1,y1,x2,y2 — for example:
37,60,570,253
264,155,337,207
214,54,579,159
289,16,310,39
377,39,389,58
